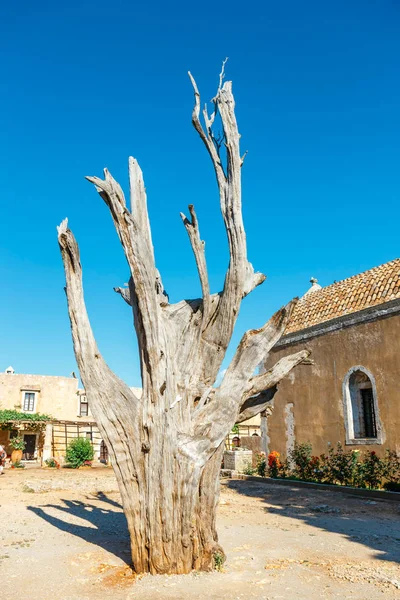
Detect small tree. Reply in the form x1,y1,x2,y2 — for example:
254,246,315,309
58,64,309,574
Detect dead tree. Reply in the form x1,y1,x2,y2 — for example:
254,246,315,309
58,65,309,575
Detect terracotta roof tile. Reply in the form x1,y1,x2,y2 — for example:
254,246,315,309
285,259,400,334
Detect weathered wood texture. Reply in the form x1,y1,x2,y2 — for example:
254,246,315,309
58,65,309,575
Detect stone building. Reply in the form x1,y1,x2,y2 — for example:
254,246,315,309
0,368,144,464
263,259,400,458
0,368,100,462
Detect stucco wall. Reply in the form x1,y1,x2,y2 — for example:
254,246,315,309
265,313,400,457
0,373,87,421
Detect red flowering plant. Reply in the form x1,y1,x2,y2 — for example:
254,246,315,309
309,455,325,483
268,451,281,478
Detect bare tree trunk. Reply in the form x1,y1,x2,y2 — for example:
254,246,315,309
57,63,309,574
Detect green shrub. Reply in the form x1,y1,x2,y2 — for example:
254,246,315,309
384,482,400,492
255,452,266,477
213,551,225,571
290,442,313,480
359,451,384,489
308,454,326,483
383,450,400,485
324,443,360,486
65,437,94,469
277,458,291,479
242,462,256,475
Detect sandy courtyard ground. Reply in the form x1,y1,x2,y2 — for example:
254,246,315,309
0,466,399,599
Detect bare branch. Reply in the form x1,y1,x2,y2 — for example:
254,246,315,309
193,300,298,451
243,349,310,401
57,218,99,367
57,219,140,408
236,386,277,424
187,69,267,385
114,285,132,306
188,71,226,186
222,298,299,391
86,162,164,381
217,57,229,93
180,204,210,325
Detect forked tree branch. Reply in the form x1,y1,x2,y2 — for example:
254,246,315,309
190,300,298,457
180,204,210,326
236,386,277,424
57,219,140,410
188,67,266,385
243,349,310,401
85,161,164,382
222,299,299,390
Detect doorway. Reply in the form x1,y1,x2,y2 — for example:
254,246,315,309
23,434,37,460
99,440,109,464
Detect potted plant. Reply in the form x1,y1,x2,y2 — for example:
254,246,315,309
10,436,25,464
44,457,60,469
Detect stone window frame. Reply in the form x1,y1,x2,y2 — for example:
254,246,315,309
342,365,384,445
21,390,37,413
77,392,89,417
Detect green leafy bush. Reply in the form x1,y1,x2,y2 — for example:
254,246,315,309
323,443,360,486
242,462,256,475
65,437,94,468
290,442,313,480
358,451,384,489
255,452,266,477
383,450,400,485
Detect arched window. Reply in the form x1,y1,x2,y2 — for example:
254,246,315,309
342,366,383,445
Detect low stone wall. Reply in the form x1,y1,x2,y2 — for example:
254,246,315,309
235,474,400,502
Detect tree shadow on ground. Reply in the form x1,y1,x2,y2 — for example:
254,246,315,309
225,479,400,564
28,492,131,563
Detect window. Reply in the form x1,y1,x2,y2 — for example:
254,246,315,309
343,366,383,444
360,388,376,438
86,432,92,441
79,395,88,417
23,392,36,412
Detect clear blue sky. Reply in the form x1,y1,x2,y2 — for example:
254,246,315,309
1,1,399,386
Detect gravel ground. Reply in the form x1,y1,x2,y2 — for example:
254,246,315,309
1,465,399,599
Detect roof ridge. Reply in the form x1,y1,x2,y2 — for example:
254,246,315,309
305,258,400,296
286,258,400,334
